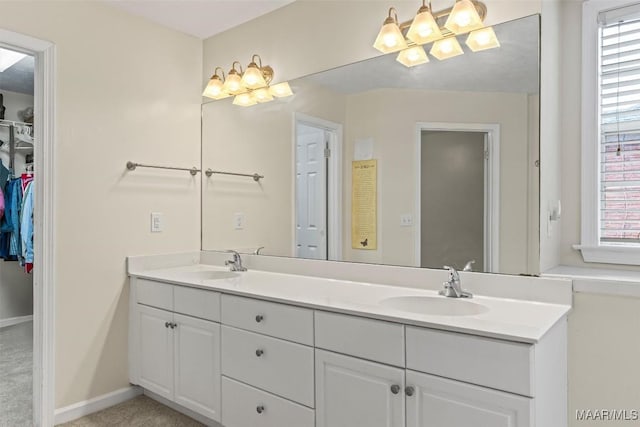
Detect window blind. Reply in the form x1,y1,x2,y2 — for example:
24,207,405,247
599,4,640,244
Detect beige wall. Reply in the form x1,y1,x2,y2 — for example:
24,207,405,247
0,1,202,408
201,81,346,256
342,89,532,273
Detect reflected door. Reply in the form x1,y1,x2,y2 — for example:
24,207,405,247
296,123,328,259
420,131,486,271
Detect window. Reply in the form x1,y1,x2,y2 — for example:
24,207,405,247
580,1,640,264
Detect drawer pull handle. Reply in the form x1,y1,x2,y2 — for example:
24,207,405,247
256,405,265,414
171,323,177,329
405,386,415,396
255,349,264,357
255,315,264,323
165,322,170,328
390,384,400,394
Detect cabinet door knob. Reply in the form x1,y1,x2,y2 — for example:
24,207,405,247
256,405,265,414
405,386,415,396
165,322,170,328
255,315,264,323
255,349,264,357
390,384,401,394
171,323,177,329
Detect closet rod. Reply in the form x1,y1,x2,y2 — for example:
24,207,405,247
126,161,200,176
205,168,264,182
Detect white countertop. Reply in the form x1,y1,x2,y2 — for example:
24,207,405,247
130,263,570,344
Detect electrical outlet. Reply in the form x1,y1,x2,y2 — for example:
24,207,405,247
151,212,163,232
234,212,246,230
400,214,413,227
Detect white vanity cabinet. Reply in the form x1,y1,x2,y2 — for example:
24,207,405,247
129,275,567,427
130,278,222,423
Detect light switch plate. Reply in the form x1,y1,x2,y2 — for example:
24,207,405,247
151,212,163,232
234,212,246,230
400,214,413,227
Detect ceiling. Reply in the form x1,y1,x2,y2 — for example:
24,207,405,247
104,0,295,39
0,55,34,95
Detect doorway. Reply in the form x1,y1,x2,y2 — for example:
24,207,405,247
415,122,500,272
294,113,342,261
0,28,55,427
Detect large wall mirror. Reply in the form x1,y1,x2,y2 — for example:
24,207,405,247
202,14,540,275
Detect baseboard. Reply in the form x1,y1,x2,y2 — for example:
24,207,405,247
0,314,33,329
53,385,142,425
144,390,222,427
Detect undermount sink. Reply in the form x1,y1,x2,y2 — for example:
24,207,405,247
380,295,489,316
182,270,240,281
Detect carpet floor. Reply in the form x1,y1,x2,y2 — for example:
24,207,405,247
56,395,205,427
0,321,33,427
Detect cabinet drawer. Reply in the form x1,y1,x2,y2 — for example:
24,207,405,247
221,294,313,345
221,326,314,407
136,279,173,311
406,327,534,396
222,376,314,427
174,286,220,322
315,311,405,367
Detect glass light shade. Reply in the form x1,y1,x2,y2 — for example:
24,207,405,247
445,0,484,34
396,46,429,67
406,8,442,45
223,72,243,94
430,37,464,60
233,92,257,107
466,27,500,52
269,82,293,98
373,19,408,53
241,64,267,89
202,76,229,99
253,88,274,103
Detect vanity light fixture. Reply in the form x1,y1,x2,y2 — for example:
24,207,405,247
373,8,408,53
444,0,484,34
202,54,293,107
373,0,498,67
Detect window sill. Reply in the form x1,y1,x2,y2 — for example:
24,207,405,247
573,244,640,266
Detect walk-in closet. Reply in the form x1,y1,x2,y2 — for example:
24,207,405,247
0,46,35,427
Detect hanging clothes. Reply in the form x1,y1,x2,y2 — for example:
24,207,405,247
0,179,21,261
20,181,33,273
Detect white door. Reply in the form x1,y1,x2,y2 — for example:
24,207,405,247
296,123,327,259
137,305,174,400
315,349,405,427
406,370,532,427
173,313,221,422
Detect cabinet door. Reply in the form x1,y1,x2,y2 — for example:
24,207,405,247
406,370,532,427
315,349,405,427
173,314,221,422
138,304,174,400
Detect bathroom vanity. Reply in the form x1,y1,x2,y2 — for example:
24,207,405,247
128,253,570,427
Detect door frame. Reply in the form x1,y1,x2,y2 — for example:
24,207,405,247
0,29,56,426
415,122,500,272
292,113,342,260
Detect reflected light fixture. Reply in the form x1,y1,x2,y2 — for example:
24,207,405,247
466,26,500,51
373,7,408,53
445,0,484,34
430,36,464,60
203,54,293,107
397,45,429,67
373,0,498,68
406,0,442,45
233,92,257,107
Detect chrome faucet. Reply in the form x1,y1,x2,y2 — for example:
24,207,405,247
462,259,476,272
225,250,247,272
439,265,473,298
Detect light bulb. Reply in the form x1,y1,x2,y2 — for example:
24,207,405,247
253,88,273,103
373,13,408,53
466,27,500,52
430,37,464,60
441,40,453,53
407,6,442,45
396,46,429,67
233,92,257,107
418,24,432,37
455,11,471,28
241,63,267,89
383,33,398,48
